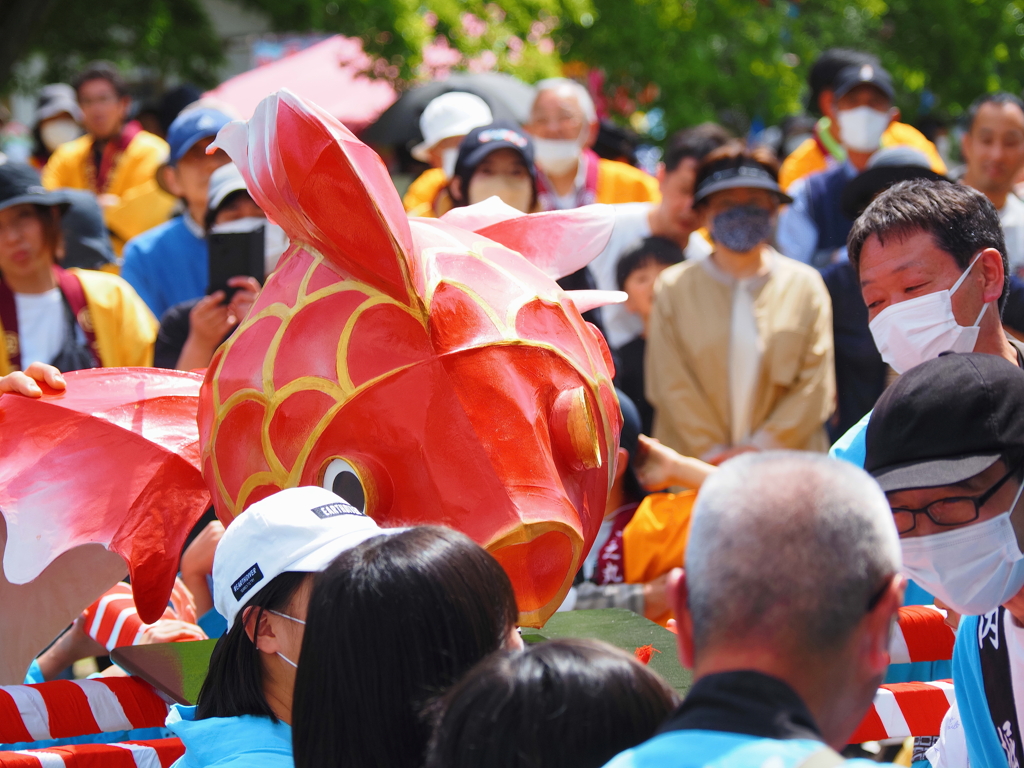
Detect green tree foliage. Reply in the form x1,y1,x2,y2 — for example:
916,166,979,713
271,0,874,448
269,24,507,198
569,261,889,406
240,0,592,82
1,0,223,93
561,0,1024,133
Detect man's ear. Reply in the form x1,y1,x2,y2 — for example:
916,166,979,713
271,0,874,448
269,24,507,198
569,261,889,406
656,162,666,188
862,574,905,676
585,120,599,149
819,91,835,121
668,568,696,668
961,131,974,164
979,247,1006,304
159,165,183,198
888,107,901,128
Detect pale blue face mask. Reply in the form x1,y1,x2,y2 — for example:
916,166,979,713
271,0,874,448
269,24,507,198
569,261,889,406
268,609,305,668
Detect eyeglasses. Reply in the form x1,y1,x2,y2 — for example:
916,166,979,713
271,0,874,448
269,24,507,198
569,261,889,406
889,465,1019,534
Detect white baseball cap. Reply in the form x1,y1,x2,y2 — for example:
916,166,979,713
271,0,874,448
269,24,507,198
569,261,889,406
212,486,392,627
206,162,248,215
411,92,493,162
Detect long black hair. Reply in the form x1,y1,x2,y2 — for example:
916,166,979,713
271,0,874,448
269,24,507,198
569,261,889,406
194,570,308,721
292,526,519,768
425,638,678,768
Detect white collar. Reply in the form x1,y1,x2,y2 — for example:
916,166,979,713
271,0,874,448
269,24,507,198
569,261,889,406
182,212,205,240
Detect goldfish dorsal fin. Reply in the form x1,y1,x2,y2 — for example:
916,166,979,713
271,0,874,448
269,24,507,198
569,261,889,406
212,89,415,304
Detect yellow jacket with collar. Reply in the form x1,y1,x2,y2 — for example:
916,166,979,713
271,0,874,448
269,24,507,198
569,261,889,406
0,268,157,375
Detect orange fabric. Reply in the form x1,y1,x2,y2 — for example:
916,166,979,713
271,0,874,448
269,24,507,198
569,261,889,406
622,490,697,584
596,158,661,204
402,158,660,217
779,121,947,192
402,167,448,217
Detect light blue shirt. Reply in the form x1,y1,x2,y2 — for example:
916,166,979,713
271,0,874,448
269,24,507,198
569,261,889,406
828,410,870,467
121,214,208,320
603,730,880,768
166,704,293,768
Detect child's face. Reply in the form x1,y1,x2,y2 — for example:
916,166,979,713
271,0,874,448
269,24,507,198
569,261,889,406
623,260,671,325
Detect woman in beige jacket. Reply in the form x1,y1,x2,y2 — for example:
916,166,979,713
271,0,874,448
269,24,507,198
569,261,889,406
645,142,835,464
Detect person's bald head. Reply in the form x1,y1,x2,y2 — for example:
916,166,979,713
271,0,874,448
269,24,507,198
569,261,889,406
684,452,899,657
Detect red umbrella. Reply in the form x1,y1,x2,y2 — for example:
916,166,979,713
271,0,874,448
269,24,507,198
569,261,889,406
0,368,209,625
205,36,397,132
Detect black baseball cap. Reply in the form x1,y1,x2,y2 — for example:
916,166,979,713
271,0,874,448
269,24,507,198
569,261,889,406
693,162,793,206
865,353,1024,492
833,63,895,102
453,121,536,182
0,161,68,213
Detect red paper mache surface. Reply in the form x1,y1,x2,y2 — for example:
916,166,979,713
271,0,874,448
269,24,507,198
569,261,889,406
201,89,625,625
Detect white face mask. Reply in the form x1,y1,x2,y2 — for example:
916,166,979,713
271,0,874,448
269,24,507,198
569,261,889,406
40,118,82,152
532,136,583,176
836,106,892,153
441,147,459,180
901,479,1024,615
468,175,533,213
869,252,988,374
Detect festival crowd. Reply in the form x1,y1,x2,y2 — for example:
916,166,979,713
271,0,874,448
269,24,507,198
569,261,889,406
4,45,1024,768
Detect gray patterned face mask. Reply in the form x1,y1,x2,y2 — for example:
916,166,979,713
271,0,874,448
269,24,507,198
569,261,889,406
711,205,773,253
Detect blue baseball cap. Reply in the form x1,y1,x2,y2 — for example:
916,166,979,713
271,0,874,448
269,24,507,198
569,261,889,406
165,107,232,166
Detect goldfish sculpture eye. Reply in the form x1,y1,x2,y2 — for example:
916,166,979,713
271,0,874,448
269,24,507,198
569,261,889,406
320,458,367,513
550,387,603,472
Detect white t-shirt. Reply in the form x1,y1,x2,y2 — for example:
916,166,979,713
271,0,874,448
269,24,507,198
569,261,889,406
1001,193,1024,278
589,202,712,349
14,288,65,368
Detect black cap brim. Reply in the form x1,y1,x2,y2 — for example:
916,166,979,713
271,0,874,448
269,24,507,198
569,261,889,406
871,452,1002,493
0,190,69,213
693,175,793,206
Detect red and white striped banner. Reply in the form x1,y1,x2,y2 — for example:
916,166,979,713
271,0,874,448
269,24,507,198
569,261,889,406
0,737,184,766
850,679,955,743
0,678,168,745
81,580,196,652
889,605,956,664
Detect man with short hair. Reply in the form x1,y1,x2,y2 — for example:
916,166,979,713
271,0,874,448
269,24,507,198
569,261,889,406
120,107,233,319
605,452,903,768
523,78,660,211
589,123,729,350
863,352,1024,768
959,92,1024,274
401,92,494,217
779,48,945,192
41,61,175,252
831,178,1022,466
777,62,903,268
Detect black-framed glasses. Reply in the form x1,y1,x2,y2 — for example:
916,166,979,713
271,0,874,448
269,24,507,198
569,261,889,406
889,464,1020,535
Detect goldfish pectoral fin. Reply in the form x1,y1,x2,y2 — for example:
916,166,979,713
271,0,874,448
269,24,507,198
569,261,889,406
477,204,617,280
564,290,628,314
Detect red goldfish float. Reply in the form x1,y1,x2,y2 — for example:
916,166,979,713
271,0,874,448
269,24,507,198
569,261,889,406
0,90,624,666
202,90,624,625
